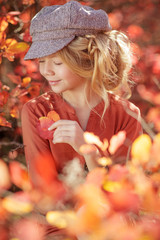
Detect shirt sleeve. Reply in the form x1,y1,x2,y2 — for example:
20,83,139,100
21,102,58,189
111,100,143,164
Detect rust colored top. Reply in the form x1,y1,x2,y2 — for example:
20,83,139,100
21,91,142,181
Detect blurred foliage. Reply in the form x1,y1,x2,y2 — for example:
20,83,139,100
0,0,160,239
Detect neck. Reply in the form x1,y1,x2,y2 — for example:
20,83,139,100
62,87,102,110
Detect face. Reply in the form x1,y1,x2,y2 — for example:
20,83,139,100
39,54,86,94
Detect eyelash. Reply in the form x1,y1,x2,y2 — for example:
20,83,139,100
38,59,45,63
38,60,62,65
53,62,62,65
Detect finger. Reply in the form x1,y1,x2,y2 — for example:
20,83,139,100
53,129,72,140
53,135,71,144
48,120,77,131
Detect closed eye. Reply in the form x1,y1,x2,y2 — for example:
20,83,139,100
53,62,62,65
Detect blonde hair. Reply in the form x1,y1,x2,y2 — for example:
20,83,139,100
58,30,132,118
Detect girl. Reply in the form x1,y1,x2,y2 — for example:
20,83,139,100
22,1,142,238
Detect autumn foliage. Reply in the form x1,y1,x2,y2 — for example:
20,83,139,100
0,0,160,239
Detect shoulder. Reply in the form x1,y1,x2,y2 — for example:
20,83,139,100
109,93,141,120
21,91,59,117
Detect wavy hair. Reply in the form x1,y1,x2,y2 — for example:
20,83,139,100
58,30,132,118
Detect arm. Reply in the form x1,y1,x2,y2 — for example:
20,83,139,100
21,102,58,189
111,102,143,164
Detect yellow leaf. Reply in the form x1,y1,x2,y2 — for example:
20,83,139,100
8,42,29,54
97,157,112,167
22,77,31,87
103,180,122,192
131,134,152,164
84,132,108,151
2,194,33,215
46,211,67,228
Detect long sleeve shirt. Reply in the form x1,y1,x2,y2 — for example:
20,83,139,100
21,91,142,184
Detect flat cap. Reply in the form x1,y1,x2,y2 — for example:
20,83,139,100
24,1,111,60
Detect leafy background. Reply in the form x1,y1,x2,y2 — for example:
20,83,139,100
0,0,160,239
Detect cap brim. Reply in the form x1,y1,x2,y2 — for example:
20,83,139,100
24,37,75,60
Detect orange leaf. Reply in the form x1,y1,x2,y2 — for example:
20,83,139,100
108,131,126,155
9,161,31,190
0,116,11,128
10,105,19,118
47,110,60,122
28,85,40,97
0,159,11,191
22,0,35,5
146,107,160,131
5,38,17,47
0,31,6,42
21,76,31,87
0,18,8,32
6,14,19,25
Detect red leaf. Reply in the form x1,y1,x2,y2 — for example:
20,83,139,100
108,189,140,212
108,165,128,182
37,111,60,140
0,90,9,106
7,73,21,84
152,55,160,74
86,167,107,188
22,29,32,42
108,11,123,29
12,218,45,240
127,24,144,40
37,117,54,139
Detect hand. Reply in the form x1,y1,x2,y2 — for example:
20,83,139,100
48,120,86,153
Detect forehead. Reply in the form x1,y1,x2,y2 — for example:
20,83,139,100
38,53,61,60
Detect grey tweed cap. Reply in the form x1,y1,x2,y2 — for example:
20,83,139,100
24,0,112,60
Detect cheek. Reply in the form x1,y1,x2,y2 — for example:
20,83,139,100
39,65,44,76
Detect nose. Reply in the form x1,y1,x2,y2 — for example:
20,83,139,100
43,60,55,76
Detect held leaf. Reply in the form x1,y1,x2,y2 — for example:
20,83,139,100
37,110,60,140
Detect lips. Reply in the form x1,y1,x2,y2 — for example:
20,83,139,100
49,80,61,85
